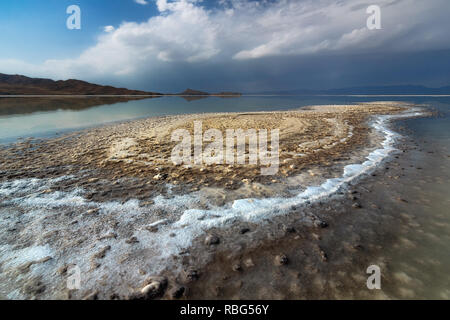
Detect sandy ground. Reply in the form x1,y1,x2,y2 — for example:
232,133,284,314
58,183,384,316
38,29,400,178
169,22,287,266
0,102,431,300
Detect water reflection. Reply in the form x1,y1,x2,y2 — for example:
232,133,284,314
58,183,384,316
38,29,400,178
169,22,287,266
1,95,449,143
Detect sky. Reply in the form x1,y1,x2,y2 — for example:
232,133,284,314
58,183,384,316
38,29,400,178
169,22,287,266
0,0,449,93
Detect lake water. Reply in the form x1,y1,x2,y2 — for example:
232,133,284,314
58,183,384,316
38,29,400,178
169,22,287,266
1,95,449,143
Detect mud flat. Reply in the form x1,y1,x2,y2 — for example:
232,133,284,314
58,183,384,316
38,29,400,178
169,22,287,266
0,102,432,299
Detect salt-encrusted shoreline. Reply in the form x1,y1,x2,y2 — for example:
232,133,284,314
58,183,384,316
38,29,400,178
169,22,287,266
0,103,429,299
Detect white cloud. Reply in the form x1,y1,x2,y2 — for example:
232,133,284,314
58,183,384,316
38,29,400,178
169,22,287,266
103,25,115,33
134,0,149,5
1,0,449,80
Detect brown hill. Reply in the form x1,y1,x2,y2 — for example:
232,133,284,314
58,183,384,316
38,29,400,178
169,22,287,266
0,73,161,95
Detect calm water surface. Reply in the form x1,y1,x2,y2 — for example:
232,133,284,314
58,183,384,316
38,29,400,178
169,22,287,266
0,95,448,143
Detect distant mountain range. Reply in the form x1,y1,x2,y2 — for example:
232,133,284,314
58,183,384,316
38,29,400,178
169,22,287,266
251,85,450,95
0,73,161,96
0,74,241,97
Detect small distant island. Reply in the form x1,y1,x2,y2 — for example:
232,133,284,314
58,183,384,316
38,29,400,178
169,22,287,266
0,73,241,97
176,88,242,97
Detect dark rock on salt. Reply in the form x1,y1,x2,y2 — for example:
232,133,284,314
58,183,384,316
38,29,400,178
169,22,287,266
205,234,220,245
125,236,139,244
240,228,250,234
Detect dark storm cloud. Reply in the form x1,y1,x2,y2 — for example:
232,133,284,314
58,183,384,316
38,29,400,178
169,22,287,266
1,0,449,90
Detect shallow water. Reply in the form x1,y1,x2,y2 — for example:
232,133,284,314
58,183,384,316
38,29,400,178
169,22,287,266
1,95,449,143
378,102,450,299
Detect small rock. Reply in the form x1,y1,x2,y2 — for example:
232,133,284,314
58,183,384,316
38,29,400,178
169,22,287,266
92,245,111,259
24,279,46,295
141,283,160,297
313,220,328,228
170,285,186,299
138,276,168,299
183,267,199,282
139,200,155,207
90,261,101,270
284,226,296,233
240,228,250,234
110,293,120,300
98,232,117,240
153,173,168,181
213,286,223,297
232,264,242,272
125,236,139,244
146,226,159,233
57,265,69,275
205,234,220,246
319,249,328,262
244,258,254,268
275,254,289,266
86,208,99,215
352,202,362,209
83,291,98,300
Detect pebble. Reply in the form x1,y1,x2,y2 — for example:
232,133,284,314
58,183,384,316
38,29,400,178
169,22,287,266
205,234,220,246
232,264,242,272
183,267,199,282
153,173,168,181
275,254,289,266
284,226,296,233
352,202,362,209
82,291,98,300
313,220,328,228
139,276,168,299
86,208,100,215
240,228,250,234
125,236,139,244
170,285,186,299
244,258,254,268
92,245,111,259
319,249,328,262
